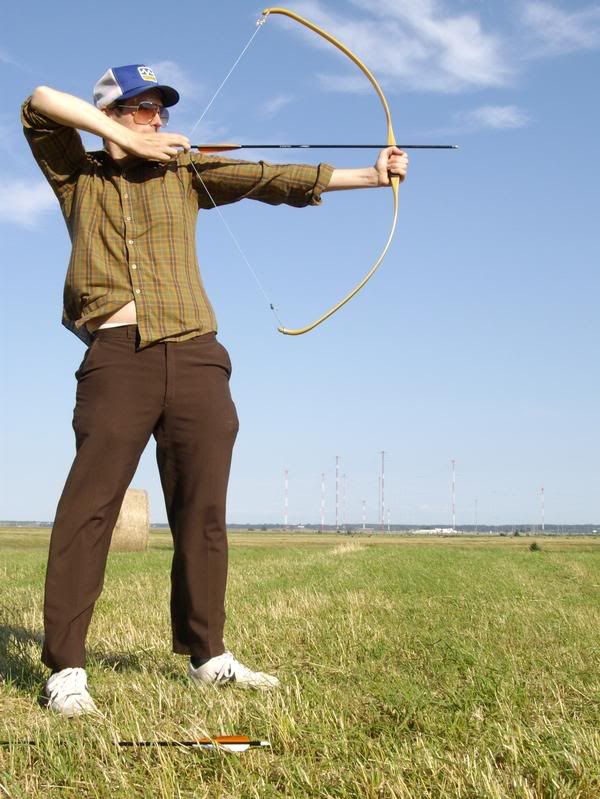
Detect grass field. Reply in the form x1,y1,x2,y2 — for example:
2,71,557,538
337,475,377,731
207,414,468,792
0,529,599,798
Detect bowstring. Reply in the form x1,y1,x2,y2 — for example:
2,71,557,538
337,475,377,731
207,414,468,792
187,14,283,326
191,167,285,329
189,17,266,137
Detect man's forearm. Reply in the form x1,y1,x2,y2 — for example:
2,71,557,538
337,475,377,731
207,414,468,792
324,167,380,191
29,86,191,163
30,86,132,150
325,147,408,191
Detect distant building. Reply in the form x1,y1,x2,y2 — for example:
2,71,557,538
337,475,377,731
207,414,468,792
411,527,456,535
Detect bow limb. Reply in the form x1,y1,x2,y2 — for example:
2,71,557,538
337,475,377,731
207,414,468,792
262,7,399,335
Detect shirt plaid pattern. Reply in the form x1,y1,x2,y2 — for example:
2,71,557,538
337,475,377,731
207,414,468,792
21,98,334,348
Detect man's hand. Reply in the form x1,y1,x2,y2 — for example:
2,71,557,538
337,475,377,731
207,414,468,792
122,131,191,162
374,146,408,186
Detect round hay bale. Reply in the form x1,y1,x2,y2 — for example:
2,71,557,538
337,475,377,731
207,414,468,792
111,488,149,552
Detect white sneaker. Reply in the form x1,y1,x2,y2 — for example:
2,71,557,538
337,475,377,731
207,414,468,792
188,652,280,690
43,667,99,717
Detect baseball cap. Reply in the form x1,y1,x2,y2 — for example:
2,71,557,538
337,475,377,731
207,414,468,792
93,64,179,109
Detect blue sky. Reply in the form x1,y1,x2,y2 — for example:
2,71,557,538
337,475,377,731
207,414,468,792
1,0,599,526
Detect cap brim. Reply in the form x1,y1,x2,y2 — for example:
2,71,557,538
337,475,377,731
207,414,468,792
118,84,180,107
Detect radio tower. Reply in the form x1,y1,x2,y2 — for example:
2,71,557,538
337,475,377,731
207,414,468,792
284,469,289,529
380,451,386,532
541,486,545,533
320,473,325,531
451,459,456,531
335,455,340,531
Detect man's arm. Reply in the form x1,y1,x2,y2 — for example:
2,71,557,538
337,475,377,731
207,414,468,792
325,146,408,191
29,86,190,162
189,144,407,209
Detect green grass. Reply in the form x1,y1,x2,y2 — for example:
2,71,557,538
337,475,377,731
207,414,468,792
1,529,599,798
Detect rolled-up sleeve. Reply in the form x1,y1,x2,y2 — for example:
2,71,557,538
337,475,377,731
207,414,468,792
187,152,334,209
21,97,87,212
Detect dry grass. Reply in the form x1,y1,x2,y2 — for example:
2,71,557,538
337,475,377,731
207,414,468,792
1,530,599,798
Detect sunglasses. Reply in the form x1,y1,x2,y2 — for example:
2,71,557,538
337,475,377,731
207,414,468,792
116,101,169,125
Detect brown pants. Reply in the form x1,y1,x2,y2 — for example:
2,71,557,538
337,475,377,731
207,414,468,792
42,326,239,671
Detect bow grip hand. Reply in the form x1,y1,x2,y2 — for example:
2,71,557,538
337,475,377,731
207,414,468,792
375,146,408,186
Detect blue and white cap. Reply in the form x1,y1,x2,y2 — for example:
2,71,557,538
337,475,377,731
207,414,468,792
93,64,180,109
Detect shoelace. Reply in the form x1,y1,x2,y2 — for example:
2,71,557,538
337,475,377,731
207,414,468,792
214,653,238,683
48,668,87,700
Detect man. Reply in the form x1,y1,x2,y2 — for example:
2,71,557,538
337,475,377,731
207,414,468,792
22,64,408,716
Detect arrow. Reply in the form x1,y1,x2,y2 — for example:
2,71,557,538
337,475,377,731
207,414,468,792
117,736,270,751
1,736,270,752
192,143,458,153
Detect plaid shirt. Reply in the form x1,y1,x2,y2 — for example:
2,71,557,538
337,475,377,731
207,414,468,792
21,98,334,348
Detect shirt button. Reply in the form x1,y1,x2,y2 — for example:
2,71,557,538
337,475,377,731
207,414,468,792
135,289,141,294
126,216,131,221
128,239,134,244
131,264,137,270
123,193,129,199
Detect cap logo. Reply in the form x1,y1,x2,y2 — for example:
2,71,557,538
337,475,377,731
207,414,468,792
138,66,157,83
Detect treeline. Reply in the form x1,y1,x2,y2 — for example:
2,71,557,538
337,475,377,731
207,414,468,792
2,521,598,535
228,523,599,535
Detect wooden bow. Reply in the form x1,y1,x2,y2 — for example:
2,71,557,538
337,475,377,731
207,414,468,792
261,7,400,335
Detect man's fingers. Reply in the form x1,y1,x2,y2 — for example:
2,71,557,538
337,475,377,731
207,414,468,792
164,134,191,152
389,159,408,174
129,133,192,162
383,150,408,184
387,151,408,165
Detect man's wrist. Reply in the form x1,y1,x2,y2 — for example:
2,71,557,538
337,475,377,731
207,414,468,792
367,166,380,187
102,119,135,153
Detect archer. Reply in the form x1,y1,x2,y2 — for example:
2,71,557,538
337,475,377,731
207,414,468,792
22,63,408,716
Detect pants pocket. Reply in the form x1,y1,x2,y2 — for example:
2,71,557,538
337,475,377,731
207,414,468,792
74,337,101,381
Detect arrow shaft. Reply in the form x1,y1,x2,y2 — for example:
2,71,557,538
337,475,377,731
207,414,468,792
192,144,458,152
1,737,269,749
117,740,267,748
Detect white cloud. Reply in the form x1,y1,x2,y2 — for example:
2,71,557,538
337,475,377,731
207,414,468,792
460,105,530,130
278,0,512,93
261,94,294,118
0,48,17,66
0,48,33,73
150,60,215,137
149,60,202,100
0,179,56,227
184,118,230,145
521,1,600,56
427,104,531,137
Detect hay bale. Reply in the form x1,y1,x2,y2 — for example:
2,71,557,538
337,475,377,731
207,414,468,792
111,488,149,552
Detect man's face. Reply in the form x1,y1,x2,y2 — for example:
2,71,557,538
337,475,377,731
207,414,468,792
105,88,166,134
